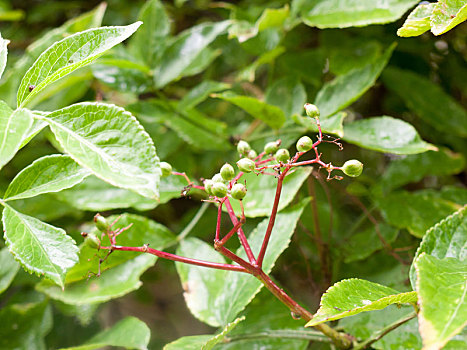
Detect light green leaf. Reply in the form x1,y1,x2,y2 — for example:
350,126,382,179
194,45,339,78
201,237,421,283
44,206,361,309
60,316,150,350
41,102,160,199
305,279,417,327
298,0,419,28
431,0,467,35
397,2,434,37
0,33,8,79
178,80,230,110
383,67,467,137
153,21,230,88
213,92,286,129
227,167,312,217
4,154,90,201
176,200,307,327
0,105,34,170
265,77,306,117
415,254,467,349
293,112,346,137
2,205,79,288
0,247,19,294
182,47,222,78
343,116,436,155
17,22,141,107
315,43,395,119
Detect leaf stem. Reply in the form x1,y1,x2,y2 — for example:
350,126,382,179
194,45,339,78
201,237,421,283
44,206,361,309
225,329,331,343
177,202,209,242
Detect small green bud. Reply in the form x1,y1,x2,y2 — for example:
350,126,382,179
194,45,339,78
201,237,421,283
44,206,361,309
296,136,313,152
275,148,290,163
237,158,256,173
304,103,320,118
264,141,279,155
237,140,251,155
212,173,224,183
94,214,109,232
231,183,247,200
211,182,228,198
247,150,257,159
220,163,235,181
204,179,214,195
342,159,363,177
160,162,172,177
84,233,101,249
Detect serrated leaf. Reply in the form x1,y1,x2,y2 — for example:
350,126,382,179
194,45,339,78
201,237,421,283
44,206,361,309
153,21,230,88
343,116,436,155
297,0,419,29
227,167,312,217
397,2,434,37
17,22,141,107
0,247,19,294
0,105,34,170
4,154,90,201
2,205,79,288
59,316,150,350
431,0,467,35
305,279,417,327
176,200,306,327
415,254,467,349
213,92,286,129
41,102,160,199
314,43,395,119
0,33,9,79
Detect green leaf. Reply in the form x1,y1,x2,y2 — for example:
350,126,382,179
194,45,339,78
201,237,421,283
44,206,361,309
343,116,436,155
0,33,8,79
383,67,467,137
213,92,286,129
227,167,312,217
92,60,150,94
410,206,467,287
0,105,34,170
305,279,417,327
236,46,285,83
431,0,467,35
2,205,79,288
397,2,434,37
41,102,160,199
376,190,461,238
178,80,230,110
297,0,419,28
4,154,90,201
265,77,306,117
153,21,230,88
17,22,142,107
0,247,19,294
292,111,346,137
59,316,150,350
415,254,467,349
176,200,307,327
315,43,395,119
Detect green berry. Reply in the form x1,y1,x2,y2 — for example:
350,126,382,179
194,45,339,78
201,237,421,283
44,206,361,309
204,179,214,195
275,148,290,163
342,160,363,177
304,103,320,118
231,183,247,200
211,182,228,198
160,162,172,177
94,214,109,232
247,150,257,159
296,136,313,152
212,173,224,183
220,163,235,181
237,140,251,155
264,141,279,154
237,158,256,173
85,233,101,249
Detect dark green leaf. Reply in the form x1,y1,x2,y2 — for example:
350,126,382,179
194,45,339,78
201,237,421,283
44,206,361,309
265,77,306,117
178,80,230,110
0,247,19,294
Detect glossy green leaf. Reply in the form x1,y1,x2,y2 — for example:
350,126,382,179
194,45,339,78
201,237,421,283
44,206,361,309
227,167,312,217
397,2,434,37
383,67,467,137
315,43,395,119
306,279,417,327
182,47,222,78
0,33,8,79
8,193,76,222
176,200,307,327
41,102,160,199
213,92,286,129
343,116,436,155
178,80,230,110
293,112,346,137
4,155,90,201
0,247,19,294
17,22,141,107
415,254,467,349
376,190,461,238
0,105,34,170
60,316,150,350
297,0,419,28
431,0,467,35
2,205,79,288
153,21,230,88
92,60,150,94
265,77,306,117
